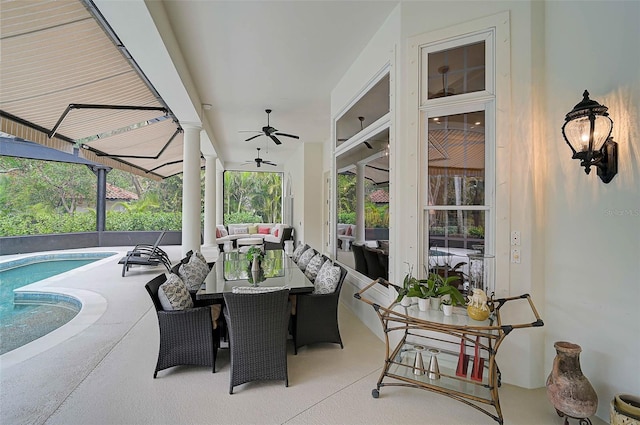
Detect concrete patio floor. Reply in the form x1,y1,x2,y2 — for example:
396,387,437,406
0,246,606,425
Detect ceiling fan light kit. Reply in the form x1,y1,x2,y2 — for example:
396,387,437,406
244,109,300,145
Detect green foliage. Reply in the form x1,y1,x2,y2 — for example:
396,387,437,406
106,211,181,231
395,267,465,306
224,211,262,224
337,173,389,228
0,157,95,214
365,202,389,228
0,156,186,236
245,246,265,262
467,226,484,238
223,171,282,224
338,212,356,224
0,211,181,236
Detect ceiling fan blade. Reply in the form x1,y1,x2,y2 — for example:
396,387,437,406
275,132,299,139
270,135,282,145
364,141,373,149
245,134,262,142
264,161,277,166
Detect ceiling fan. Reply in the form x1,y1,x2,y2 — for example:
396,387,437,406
430,65,456,98
243,148,277,168
244,109,299,145
338,116,373,149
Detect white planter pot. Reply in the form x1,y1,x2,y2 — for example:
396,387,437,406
418,298,429,311
430,297,441,310
442,304,453,316
400,296,412,307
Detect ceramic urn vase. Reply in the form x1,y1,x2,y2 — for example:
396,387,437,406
546,341,598,420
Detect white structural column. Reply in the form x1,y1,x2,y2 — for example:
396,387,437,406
216,159,224,225
181,123,202,256
203,155,217,246
355,162,366,243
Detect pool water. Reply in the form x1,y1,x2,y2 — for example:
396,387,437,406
0,256,110,355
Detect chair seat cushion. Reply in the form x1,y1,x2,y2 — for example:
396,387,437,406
313,262,342,294
158,274,194,310
210,304,221,329
304,255,326,281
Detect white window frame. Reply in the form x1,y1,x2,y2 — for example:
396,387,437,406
409,12,510,296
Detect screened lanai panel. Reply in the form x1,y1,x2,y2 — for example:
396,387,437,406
0,0,181,179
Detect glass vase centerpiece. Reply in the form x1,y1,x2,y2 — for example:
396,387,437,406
466,253,495,297
245,246,265,285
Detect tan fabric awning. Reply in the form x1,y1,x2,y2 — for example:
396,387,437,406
0,0,188,179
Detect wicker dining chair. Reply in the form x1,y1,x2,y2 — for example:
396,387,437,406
145,273,218,378
351,243,369,277
292,263,348,354
223,289,291,394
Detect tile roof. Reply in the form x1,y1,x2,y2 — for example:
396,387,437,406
106,183,138,201
369,189,389,203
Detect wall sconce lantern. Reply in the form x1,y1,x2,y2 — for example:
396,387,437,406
562,90,618,183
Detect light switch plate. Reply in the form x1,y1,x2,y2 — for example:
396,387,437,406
511,248,521,263
511,231,521,246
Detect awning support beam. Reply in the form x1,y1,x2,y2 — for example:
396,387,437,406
48,103,168,139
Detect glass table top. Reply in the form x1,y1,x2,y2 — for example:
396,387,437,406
196,249,314,299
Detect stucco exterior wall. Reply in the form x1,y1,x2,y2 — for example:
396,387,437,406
332,1,639,420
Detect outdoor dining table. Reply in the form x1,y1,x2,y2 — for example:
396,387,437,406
196,249,314,301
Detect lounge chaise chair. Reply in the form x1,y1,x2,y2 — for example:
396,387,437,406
119,231,172,277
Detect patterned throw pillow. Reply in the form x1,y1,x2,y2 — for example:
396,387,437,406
194,250,208,267
178,254,210,291
248,225,258,234
158,274,194,310
313,263,342,294
233,227,248,235
292,244,308,262
297,248,316,271
304,255,326,281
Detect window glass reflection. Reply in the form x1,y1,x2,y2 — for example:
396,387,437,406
427,42,485,99
427,111,485,206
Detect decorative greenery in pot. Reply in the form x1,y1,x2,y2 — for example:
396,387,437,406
428,272,466,306
396,265,421,305
245,246,265,263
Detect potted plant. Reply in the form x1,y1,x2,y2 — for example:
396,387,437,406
440,298,453,316
396,266,418,306
406,280,430,311
425,272,466,310
245,246,265,272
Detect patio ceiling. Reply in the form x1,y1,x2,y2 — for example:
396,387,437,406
0,0,192,180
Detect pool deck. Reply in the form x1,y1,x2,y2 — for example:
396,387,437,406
0,246,606,425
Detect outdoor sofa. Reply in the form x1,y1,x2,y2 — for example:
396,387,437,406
216,223,293,251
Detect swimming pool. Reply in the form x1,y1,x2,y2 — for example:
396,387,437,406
0,252,116,355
